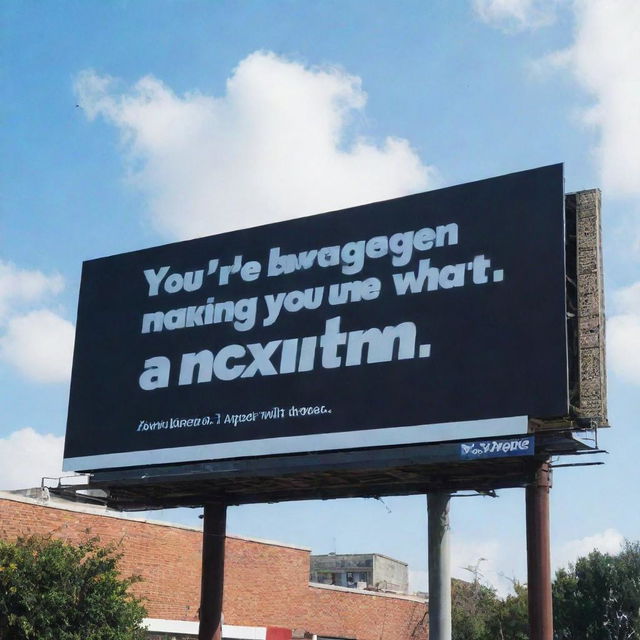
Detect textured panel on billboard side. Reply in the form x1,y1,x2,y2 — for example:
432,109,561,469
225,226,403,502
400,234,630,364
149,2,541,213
575,190,607,423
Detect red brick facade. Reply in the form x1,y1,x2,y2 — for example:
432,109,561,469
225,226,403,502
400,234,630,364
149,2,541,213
0,493,428,639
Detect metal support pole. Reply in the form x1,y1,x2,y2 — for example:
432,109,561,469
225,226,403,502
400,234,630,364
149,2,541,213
199,503,227,640
526,461,553,640
428,492,452,640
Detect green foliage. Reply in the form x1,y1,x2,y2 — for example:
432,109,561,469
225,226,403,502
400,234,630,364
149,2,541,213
452,577,528,640
553,540,640,640
451,540,640,640
0,535,147,640
487,581,529,640
452,577,500,640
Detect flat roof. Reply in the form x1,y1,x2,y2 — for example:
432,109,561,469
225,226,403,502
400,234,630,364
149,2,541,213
310,552,408,566
309,582,425,603
0,489,310,552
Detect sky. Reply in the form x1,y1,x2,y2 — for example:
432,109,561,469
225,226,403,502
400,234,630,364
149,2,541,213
1,0,639,596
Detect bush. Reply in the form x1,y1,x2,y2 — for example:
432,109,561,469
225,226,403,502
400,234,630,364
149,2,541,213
0,535,147,640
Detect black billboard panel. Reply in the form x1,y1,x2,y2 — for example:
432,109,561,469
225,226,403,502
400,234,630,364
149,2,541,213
63,164,567,471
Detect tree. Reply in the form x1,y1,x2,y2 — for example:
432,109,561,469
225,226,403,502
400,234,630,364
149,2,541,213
487,581,529,640
553,540,640,640
452,541,640,640
0,535,147,640
452,577,500,640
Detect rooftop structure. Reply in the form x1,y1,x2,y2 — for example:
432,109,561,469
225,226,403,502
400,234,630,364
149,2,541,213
310,553,408,594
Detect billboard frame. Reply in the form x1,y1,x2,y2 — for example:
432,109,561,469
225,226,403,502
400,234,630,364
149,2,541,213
55,176,607,511
65,165,568,471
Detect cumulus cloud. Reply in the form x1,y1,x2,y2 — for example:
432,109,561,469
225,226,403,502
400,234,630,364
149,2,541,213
74,51,437,241
554,528,624,570
608,282,640,386
0,309,75,383
0,260,64,321
409,538,516,596
0,428,65,490
480,1,640,198
613,281,640,315
0,260,74,384
451,536,524,596
408,568,428,595
446,528,625,595
540,0,640,197
473,0,557,32
409,534,526,596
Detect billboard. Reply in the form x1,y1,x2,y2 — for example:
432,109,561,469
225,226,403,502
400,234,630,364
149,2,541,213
63,164,568,472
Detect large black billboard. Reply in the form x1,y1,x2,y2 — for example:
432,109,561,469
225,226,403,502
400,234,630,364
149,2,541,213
63,164,568,471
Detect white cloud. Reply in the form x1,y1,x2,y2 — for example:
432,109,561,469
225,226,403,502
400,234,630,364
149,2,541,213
613,281,640,316
415,528,626,597
408,533,525,597
542,0,640,197
0,260,74,384
554,528,624,570
473,0,557,32
0,428,65,490
75,51,437,241
0,260,64,322
408,568,428,595
451,536,524,596
409,538,518,596
484,1,640,198
608,282,640,386
0,309,75,383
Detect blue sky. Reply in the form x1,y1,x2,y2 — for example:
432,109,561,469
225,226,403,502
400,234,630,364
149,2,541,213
1,0,639,595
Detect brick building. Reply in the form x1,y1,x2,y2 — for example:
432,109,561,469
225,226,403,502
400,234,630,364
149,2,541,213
0,491,428,639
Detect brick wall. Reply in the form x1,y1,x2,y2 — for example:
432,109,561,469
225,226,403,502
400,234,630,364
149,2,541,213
0,493,427,640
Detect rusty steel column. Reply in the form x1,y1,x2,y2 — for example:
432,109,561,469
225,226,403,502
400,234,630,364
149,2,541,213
199,502,227,640
526,461,553,640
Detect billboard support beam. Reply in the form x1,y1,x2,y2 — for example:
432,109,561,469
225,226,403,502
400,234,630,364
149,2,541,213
199,502,227,640
428,491,452,640
526,461,553,640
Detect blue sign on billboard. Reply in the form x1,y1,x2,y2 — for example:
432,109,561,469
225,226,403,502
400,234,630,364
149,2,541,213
460,436,535,460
